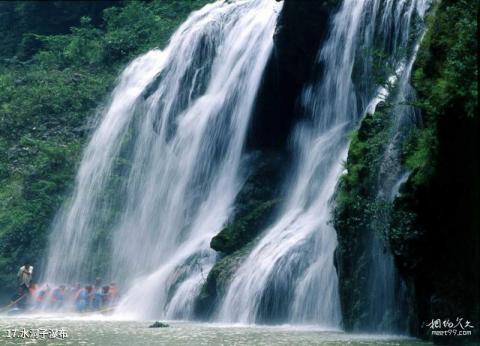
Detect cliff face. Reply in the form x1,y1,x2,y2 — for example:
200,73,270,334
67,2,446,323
334,0,478,342
0,0,477,339
197,0,341,319
246,0,340,150
199,1,479,339
334,102,410,333
391,0,479,341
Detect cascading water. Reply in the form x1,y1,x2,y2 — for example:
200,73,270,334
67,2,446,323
364,23,427,332
44,0,282,319
218,0,429,327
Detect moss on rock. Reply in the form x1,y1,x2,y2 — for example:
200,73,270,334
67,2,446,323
334,103,400,331
194,245,252,319
211,200,279,254
389,0,479,341
335,0,479,341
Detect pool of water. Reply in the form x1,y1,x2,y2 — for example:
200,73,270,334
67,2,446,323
0,316,430,345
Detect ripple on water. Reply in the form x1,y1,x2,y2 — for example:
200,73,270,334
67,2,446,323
0,317,431,345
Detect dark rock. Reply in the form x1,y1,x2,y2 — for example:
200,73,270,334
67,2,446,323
148,321,169,328
194,246,251,320
195,0,343,322
210,150,286,254
246,0,340,150
196,150,288,318
333,104,409,333
210,199,279,254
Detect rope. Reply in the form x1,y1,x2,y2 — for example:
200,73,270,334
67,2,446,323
0,294,26,312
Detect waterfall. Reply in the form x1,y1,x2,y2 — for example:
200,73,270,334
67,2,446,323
44,0,282,319
218,0,429,326
364,25,427,333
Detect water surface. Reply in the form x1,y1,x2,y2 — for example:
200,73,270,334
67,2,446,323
0,317,431,345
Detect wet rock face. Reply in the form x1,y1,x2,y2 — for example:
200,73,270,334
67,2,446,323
390,110,480,341
210,199,278,254
195,150,287,319
194,248,249,320
246,0,340,151
210,151,285,255
194,0,342,321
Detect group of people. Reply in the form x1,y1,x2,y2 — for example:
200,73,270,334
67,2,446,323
9,263,119,313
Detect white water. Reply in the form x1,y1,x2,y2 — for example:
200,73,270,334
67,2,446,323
218,0,429,326
0,318,428,346
43,0,431,328
365,26,427,333
44,0,282,319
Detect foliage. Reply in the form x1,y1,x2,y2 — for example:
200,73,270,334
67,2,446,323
413,0,477,117
0,1,120,60
405,0,477,185
390,0,479,340
335,0,478,339
333,103,399,331
211,200,279,254
0,0,211,297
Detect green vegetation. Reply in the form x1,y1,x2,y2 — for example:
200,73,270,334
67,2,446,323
391,0,478,341
404,0,477,183
211,200,279,254
0,0,477,339
0,0,210,296
0,1,119,60
335,0,478,341
334,102,404,331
